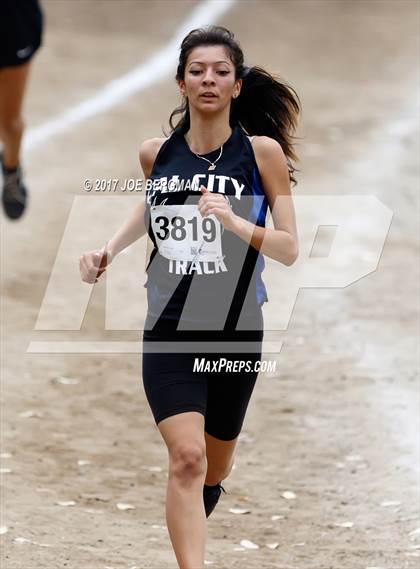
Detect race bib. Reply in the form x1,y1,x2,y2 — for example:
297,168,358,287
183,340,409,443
150,204,223,262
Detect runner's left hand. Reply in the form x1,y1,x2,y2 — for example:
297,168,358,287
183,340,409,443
198,185,238,232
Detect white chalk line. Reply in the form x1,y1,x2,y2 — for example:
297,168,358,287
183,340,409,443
24,0,236,151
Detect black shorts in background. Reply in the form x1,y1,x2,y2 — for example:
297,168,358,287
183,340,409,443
0,0,43,69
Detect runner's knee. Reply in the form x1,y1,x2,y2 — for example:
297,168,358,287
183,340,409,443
169,442,207,481
0,116,24,139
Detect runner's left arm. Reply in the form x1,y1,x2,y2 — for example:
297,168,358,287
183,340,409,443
199,136,299,266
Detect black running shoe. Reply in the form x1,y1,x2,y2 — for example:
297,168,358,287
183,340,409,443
1,155,28,220
203,483,227,518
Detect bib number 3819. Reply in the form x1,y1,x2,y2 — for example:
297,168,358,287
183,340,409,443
150,204,223,262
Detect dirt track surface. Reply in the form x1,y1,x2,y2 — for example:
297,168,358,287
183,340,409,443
1,1,419,568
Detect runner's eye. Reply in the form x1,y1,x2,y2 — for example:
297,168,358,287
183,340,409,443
188,70,230,76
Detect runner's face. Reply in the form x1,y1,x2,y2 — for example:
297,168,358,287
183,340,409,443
179,46,241,112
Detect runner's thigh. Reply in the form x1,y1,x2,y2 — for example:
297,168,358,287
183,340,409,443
204,349,262,441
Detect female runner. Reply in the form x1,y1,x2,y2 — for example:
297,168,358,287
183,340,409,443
80,25,300,569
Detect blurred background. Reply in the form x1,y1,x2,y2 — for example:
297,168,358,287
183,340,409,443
1,1,419,568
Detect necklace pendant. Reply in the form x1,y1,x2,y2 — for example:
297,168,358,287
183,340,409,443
208,164,216,171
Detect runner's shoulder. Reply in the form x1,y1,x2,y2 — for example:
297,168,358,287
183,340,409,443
251,135,286,158
249,135,289,174
139,137,169,178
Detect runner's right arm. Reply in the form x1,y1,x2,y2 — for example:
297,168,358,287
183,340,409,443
79,138,163,283
107,138,162,259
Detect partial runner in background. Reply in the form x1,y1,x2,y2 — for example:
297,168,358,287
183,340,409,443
0,0,43,220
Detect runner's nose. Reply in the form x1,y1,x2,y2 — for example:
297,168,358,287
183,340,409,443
202,70,216,85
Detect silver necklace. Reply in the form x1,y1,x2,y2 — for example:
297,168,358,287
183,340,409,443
185,133,229,171
193,144,223,171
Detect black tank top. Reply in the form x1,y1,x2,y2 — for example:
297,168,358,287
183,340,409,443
143,124,268,331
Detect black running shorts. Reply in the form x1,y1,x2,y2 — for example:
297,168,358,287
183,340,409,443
141,311,264,441
0,0,43,69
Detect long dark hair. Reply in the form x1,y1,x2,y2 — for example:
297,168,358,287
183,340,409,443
168,25,302,185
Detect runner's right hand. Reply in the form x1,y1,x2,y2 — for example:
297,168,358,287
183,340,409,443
79,244,112,284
